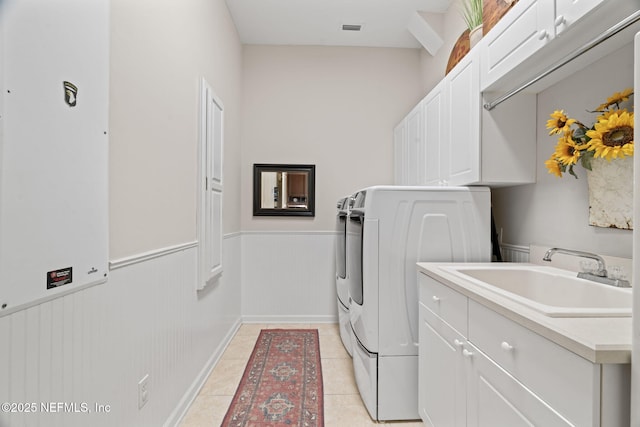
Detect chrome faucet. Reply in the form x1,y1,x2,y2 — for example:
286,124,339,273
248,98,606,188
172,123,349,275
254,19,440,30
542,247,630,288
543,248,607,276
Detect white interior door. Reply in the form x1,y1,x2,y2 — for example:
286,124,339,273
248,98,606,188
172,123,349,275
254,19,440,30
198,79,223,290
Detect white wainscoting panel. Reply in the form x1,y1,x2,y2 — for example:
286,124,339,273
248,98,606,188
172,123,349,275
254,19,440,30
0,235,241,427
241,231,338,323
500,243,530,262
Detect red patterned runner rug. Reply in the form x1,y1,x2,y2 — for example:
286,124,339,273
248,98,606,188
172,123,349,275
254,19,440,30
221,329,324,426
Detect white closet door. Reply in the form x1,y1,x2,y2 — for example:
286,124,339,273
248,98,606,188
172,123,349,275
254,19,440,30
198,79,224,290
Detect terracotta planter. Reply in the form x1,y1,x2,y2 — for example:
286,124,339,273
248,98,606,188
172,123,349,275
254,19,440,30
587,156,633,229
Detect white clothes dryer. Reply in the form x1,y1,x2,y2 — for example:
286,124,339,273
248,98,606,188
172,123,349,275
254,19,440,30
347,186,491,421
335,195,352,356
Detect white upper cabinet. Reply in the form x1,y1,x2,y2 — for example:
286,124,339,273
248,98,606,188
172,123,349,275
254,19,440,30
447,50,481,186
422,80,448,186
554,0,605,36
433,49,536,187
481,0,637,92
406,102,424,185
481,0,555,90
394,48,536,187
393,0,636,188
393,121,408,185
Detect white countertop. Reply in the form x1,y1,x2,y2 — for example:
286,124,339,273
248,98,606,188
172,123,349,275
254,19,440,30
417,262,632,364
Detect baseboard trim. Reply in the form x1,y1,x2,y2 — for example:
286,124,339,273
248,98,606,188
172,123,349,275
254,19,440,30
241,230,338,236
242,314,338,324
165,316,242,427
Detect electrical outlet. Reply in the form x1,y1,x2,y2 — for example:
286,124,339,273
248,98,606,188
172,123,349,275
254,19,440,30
138,374,149,409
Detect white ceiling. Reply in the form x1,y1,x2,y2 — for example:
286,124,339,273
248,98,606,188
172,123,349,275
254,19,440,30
225,0,452,49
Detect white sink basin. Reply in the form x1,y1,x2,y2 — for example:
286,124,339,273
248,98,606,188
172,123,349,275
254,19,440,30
443,265,632,317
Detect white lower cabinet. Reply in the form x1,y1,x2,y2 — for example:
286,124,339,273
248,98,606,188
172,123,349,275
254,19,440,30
466,341,573,427
418,272,630,427
419,303,466,427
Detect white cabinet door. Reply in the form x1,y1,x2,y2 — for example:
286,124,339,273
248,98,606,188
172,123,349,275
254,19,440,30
406,103,423,185
447,50,480,186
393,121,408,185
466,343,574,427
481,0,555,89
554,0,605,36
468,299,597,426
419,304,466,427
422,80,448,186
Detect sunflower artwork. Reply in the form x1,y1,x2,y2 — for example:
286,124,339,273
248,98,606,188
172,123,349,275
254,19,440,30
544,88,634,179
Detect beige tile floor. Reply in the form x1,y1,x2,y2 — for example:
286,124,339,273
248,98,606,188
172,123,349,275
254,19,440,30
180,323,424,426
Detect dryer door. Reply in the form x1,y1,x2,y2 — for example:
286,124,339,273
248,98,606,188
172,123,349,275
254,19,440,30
336,209,347,279
347,210,364,306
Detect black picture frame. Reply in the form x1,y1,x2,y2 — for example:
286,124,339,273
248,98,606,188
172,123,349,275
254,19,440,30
253,164,316,217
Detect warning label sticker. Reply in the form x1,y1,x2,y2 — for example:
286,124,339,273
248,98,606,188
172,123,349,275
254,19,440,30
47,267,73,289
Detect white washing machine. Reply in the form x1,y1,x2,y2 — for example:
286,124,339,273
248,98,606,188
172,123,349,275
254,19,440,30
347,186,491,421
335,195,352,356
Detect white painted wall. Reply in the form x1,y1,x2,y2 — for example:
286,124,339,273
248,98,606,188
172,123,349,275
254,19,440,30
419,0,467,93
1,0,244,426
492,43,634,259
240,45,425,232
109,0,243,259
239,45,425,320
241,232,337,323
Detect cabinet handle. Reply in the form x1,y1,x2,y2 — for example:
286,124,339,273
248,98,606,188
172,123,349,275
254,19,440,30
462,349,474,358
453,339,464,348
555,15,566,26
501,341,514,351
537,29,548,40
432,296,441,302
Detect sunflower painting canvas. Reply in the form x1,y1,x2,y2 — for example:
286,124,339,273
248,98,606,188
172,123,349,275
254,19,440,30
544,89,634,229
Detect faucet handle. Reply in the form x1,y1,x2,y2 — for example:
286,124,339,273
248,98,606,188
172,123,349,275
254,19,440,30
579,260,598,274
608,265,627,281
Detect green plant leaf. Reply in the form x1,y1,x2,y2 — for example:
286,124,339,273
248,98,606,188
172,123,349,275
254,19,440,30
573,127,586,139
461,0,483,30
568,165,579,179
580,150,594,171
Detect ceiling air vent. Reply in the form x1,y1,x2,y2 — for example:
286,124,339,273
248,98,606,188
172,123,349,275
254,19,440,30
342,24,362,31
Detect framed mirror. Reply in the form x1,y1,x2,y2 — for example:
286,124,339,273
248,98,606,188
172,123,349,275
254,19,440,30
253,164,315,217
